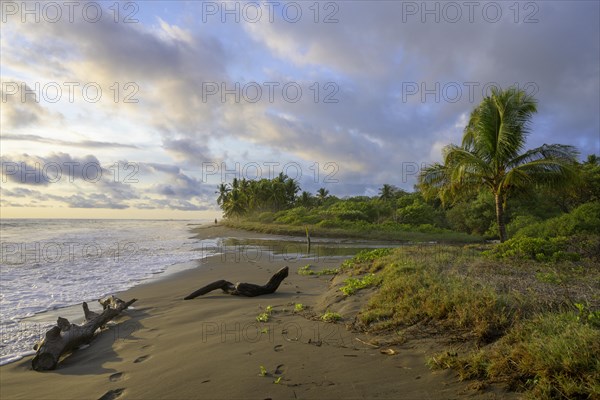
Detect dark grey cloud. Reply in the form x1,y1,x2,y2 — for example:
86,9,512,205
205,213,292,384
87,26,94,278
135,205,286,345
1,153,108,186
145,164,211,199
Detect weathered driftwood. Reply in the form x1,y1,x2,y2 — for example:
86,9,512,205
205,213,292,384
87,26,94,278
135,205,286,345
184,266,289,300
32,295,137,371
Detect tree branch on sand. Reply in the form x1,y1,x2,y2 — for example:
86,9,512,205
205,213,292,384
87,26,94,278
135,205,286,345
184,267,289,299
32,295,137,371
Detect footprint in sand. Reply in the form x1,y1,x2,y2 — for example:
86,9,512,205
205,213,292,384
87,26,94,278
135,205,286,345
133,355,150,363
109,372,124,382
97,388,125,400
274,364,286,375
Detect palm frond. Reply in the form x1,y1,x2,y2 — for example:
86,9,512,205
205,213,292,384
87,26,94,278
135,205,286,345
507,144,579,169
503,158,578,191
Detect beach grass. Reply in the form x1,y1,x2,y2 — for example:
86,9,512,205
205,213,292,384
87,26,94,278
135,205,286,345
337,245,600,399
427,312,600,398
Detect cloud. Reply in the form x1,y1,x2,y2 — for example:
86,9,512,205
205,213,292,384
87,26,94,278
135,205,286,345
162,137,212,166
0,80,64,129
1,153,106,186
62,193,130,209
1,154,214,210
2,133,138,149
2,7,227,142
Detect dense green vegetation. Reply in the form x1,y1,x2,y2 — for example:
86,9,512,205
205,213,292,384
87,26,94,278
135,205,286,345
217,155,599,244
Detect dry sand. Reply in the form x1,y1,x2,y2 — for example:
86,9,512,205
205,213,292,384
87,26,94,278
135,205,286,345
0,225,515,400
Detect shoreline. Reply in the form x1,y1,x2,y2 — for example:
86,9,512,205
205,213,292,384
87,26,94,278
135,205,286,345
0,224,513,399
0,223,328,368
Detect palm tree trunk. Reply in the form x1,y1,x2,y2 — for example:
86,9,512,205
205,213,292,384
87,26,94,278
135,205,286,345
495,193,507,242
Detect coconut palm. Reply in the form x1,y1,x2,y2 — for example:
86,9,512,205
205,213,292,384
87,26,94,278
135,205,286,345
284,178,300,206
378,184,398,201
222,188,246,218
316,188,330,205
419,87,578,242
216,183,230,207
297,191,314,208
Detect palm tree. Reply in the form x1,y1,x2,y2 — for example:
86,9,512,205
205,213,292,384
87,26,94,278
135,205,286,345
378,184,398,201
316,188,329,205
267,180,286,210
216,183,230,207
284,178,300,206
419,87,578,242
297,191,314,208
222,189,246,218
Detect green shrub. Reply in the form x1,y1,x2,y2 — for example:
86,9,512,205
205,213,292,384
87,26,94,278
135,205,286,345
340,273,379,295
297,264,338,276
397,199,446,227
341,248,393,270
321,310,342,322
335,209,369,221
485,236,580,262
514,202,600,238
506,214,542,238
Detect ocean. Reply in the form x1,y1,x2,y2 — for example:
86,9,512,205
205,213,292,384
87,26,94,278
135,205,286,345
0,219,213,365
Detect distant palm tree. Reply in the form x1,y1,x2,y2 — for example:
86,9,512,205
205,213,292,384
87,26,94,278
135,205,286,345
267,180,285,210
216,183,230,207
316,188,329,205
298,191,314,208
284,178,300,206
378,184,398,201
222,189,246,218
419,87,578,242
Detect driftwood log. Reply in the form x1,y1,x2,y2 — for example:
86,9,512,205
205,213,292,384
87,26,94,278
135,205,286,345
32,295,137,371
184,266,289,299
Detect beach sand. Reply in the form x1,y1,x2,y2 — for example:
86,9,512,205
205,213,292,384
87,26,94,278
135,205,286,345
1,225,514,399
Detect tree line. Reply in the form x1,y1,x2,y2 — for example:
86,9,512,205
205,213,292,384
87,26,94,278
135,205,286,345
217,172,334,218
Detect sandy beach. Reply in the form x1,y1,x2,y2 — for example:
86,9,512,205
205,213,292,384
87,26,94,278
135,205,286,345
0,225,514,400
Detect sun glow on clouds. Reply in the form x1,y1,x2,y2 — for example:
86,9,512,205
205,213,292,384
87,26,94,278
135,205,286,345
0,1,598,218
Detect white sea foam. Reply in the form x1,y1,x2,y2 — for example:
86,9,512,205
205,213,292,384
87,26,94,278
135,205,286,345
0,219,215,365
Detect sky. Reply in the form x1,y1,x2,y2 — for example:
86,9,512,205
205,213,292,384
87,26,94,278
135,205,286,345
1,0,599,219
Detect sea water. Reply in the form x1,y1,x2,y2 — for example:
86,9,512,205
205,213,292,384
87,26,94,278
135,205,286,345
0,219,214,365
